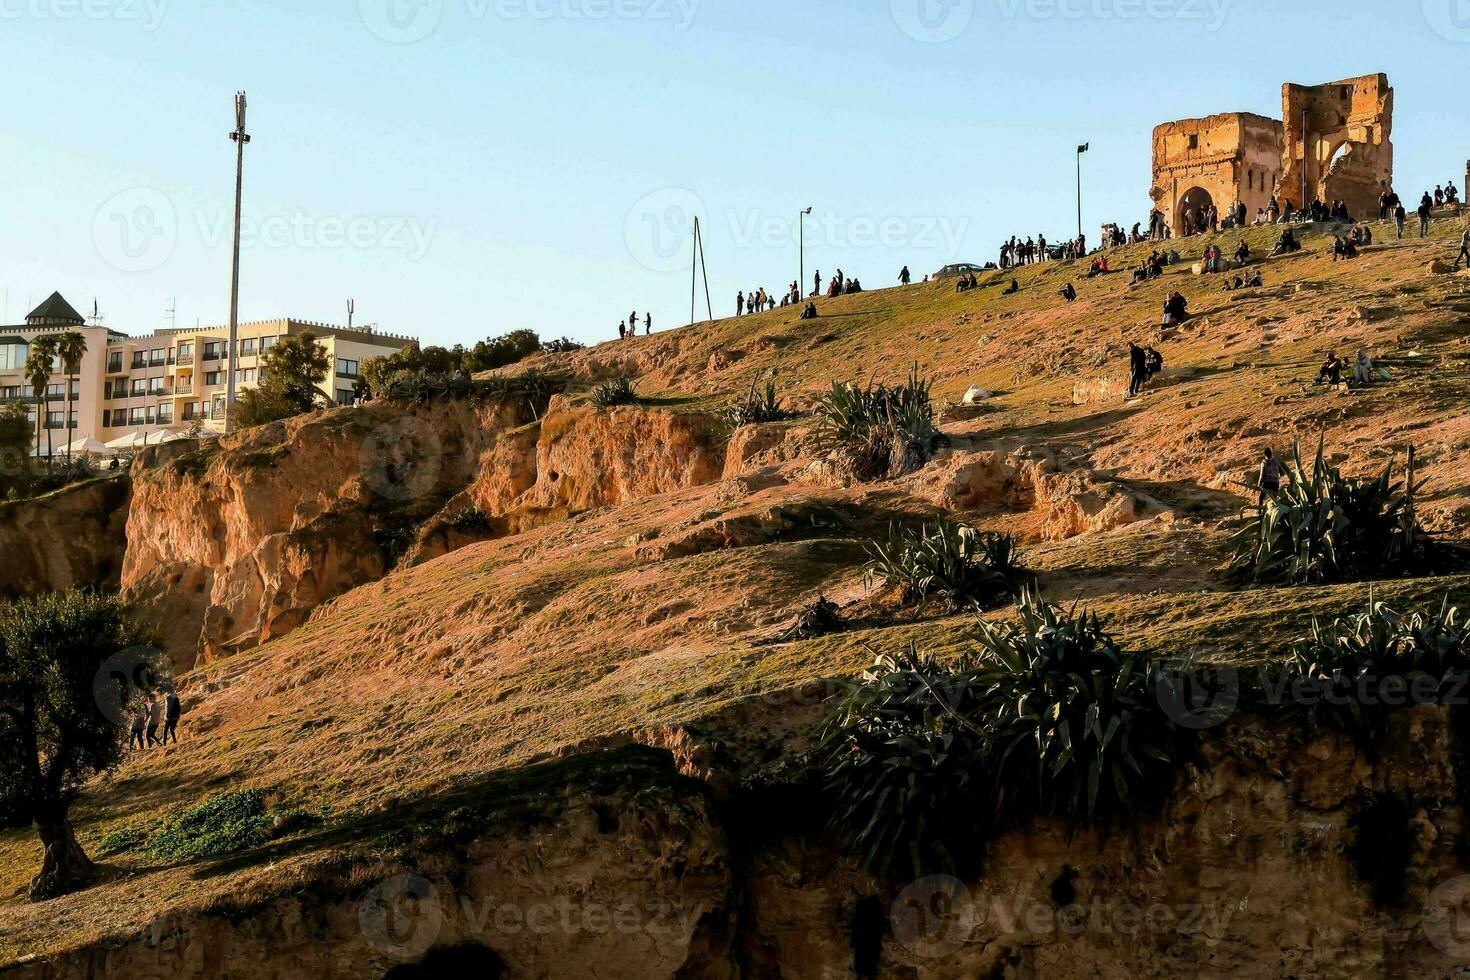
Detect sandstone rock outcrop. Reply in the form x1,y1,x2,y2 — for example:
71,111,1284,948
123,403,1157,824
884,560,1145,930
0,476,130,600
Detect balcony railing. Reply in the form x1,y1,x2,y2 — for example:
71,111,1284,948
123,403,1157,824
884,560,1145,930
177,354,195,366
174,382,194,395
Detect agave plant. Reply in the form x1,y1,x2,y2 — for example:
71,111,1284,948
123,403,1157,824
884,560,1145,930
864,522,1030,612
1228,439,1440,585
819,591,1195,880
590,377,637,408
967,590,1195,832
1268,594,1469,743
724,382,795,427
814,364,938,478
819,643,992,880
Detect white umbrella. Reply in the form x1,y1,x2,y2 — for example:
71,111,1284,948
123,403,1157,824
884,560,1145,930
104,431,148,451
63,436,112,456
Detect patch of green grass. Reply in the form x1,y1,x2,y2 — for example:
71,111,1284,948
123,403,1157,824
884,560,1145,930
99,790,320,863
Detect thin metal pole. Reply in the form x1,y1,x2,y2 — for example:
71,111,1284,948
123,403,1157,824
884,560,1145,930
1076,149,1083,241
698,221,712,322
799,211,804,302
690,217,697,326
225,92,250,435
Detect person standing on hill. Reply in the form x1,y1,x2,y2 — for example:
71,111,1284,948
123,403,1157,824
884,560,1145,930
645,313,653,335
129,704,147,751
618,321,626,340
145,695,162,748
736,291,745,317
1257,449,1283,506
163,688,181,745
629,311,637,336
813,271,821,297
1453,230,1470,271
1127,343,1148,398
899,265,911,285
1418,193,1434,238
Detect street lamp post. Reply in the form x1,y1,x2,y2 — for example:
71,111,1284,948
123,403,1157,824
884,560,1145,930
1076,142,1089,243
799,206,812,299
225,91,251,435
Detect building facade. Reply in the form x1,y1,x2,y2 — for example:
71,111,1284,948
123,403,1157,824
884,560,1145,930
0,293,416,455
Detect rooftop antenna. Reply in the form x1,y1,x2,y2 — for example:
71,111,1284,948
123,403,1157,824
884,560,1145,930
225,90,252,436
88,299,105,328
347,298,355,331
165,296,177,331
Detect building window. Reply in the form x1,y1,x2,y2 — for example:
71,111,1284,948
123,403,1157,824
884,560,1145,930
148,349,165,367
336,389,355,406
145,406,155,424
46,383,64,400
129,408,145,425
0,342,28,371
131,379,146,396
234,368,256,384
336,358,359,378
157,404,173,424
45,411,64,430
149,378,167,396
111,409,126,427
131,352,146,369
204,371,223,386
239,338,256,356
107,352,123,373
203,342,223,361
260,335,278,351
103,380,113,400
177,341,193,360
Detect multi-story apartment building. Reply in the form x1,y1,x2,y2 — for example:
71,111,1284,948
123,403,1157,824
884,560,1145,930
0,292,416,455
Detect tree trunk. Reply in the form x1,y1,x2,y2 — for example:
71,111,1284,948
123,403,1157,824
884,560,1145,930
64,377,74,463
29,810,96,901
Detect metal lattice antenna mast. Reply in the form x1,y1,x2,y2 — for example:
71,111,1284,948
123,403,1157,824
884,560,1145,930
165,296,176,331
225,91,251,434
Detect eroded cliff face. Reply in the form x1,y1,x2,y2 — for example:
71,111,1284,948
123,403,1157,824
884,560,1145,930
0,476,130,600
8,712,1468,979
120,401,528,671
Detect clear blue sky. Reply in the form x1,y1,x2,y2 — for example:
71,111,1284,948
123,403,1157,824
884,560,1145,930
1,0,1466,347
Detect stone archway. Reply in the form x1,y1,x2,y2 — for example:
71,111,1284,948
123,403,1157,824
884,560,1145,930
1176,187,1215,236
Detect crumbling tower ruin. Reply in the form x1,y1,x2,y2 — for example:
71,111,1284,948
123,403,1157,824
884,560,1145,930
1150,73,1394,237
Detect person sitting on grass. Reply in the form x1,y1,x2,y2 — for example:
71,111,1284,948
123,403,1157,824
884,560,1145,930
1222,275,1245,292
1314,351,1343,386
1161,290,1189,327
1059,282,1077,302
1234,240,1251,264
1002,279,1020,295
1144,345,1163,379
1332,235,1359,261
1245,270,1263,287
1268,228,1301,257
800,301,818,320
1352,224,1373,247
1354,348,1374,385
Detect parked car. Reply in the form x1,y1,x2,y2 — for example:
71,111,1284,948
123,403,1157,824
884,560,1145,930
934,262,988,279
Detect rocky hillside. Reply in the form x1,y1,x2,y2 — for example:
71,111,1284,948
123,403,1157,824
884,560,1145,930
4,215,1470,978
0,476,129,600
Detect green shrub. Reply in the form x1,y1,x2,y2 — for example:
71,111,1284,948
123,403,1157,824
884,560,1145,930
1266,594,1468,743
724,382,796,427
590,377,637,407
820,592,1195,880
814,365,937,478
1228,440,1446,584
864,522,1029,612
449,505,494,534
100,790,319,862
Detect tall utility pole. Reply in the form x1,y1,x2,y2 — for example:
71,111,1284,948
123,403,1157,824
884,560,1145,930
798,206,812,301
225,91,251,434
1076,143,1089,241
688,217,712,325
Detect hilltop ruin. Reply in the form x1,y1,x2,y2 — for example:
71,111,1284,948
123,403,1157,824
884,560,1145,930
1151,73,1394,235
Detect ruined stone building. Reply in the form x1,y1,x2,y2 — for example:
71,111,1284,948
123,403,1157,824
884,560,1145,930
1150,74,1394,236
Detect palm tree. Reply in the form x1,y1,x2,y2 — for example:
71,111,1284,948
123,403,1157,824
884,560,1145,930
54,332,87,463
24,336,57,466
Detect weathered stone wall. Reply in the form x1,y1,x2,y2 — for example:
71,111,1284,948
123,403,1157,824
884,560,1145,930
1150,112,1284,235
1280,73,1394,217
